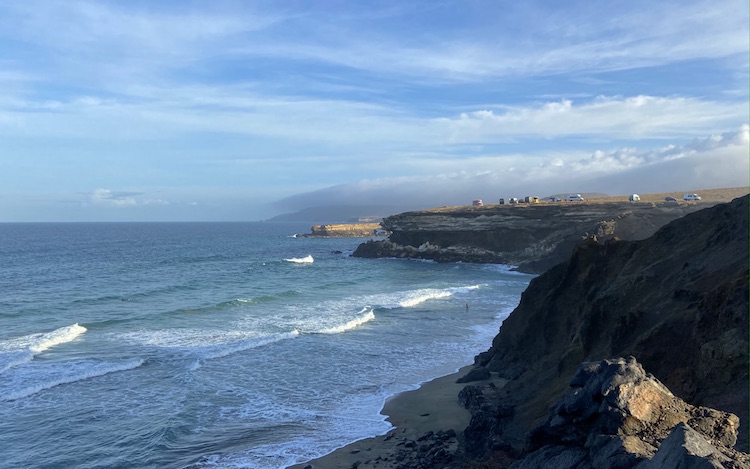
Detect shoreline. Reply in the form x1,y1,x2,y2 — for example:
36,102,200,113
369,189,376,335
288,365,506,469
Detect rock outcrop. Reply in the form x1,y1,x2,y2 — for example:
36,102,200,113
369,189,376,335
458,196,749,466
510,357,746,469
297,223,386,238
352,201,718,273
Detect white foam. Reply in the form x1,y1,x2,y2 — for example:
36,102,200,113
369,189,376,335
398,290,452,308
480,263,535,276
200,330,300,361
284,255,314,264
375,285,483,310
28,323,87,353
0,323,87,373
312,309,375,334
1,358,144,401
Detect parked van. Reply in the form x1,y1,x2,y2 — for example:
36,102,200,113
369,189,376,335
472,199,484,206
683,193,701,201
629,194,640,202
566,194,585,201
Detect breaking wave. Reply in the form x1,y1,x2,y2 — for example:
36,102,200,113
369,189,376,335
381,285,481,309
311,308,376,335
0,324,87,374
284,255,314,264
1,358,144,401
198,330,301,363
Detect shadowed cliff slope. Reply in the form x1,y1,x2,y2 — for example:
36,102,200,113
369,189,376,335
466,195,749,457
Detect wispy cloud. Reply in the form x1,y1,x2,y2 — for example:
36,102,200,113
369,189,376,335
87,189,141,207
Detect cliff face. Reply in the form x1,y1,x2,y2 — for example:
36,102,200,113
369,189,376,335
463,196,749,460
296,223,385,238
353,202,713,273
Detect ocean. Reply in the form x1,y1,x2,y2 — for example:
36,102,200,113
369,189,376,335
0,222,532,469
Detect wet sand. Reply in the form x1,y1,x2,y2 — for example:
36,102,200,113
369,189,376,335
289,366,507,469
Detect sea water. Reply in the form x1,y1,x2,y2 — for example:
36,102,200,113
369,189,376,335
0,222,532,469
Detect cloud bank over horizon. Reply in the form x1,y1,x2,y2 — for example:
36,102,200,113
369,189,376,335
276,126,750,213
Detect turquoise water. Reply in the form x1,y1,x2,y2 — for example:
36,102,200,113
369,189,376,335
0,222,532,468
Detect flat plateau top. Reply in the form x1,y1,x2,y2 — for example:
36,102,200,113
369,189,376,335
423,187,749,213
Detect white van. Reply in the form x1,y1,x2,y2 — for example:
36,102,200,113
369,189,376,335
566,194,585,201
629,194,640,202
683,193,701,201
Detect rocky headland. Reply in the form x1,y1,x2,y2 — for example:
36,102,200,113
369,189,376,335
352,197,737,274
297,222,387,238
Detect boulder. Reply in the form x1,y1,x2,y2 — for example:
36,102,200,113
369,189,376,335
509,357,747,469
456,367,491,383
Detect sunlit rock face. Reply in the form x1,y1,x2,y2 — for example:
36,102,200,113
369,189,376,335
510,357,747,469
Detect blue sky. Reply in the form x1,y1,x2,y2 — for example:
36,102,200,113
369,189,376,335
0,0,747,221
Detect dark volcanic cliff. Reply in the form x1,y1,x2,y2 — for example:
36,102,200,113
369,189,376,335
461,195,749,464
353,201,716,273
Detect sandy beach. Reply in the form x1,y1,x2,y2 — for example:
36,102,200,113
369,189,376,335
289,365,507,469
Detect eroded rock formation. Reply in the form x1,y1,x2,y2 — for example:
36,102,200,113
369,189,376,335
297,223,386,238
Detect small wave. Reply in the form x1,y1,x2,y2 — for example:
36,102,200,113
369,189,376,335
1,359,144,401
450,285,481,293
378,285,483,309
201,330,300,361
28,323,87,353
189,330,300,370
0,324,87,373
398,291,452,308
285,255,314,264
311,308,375,334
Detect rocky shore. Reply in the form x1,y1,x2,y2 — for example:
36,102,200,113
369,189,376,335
294,194,748,468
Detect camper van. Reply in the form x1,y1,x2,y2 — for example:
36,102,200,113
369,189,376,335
566,194,585,202
629,194,640,202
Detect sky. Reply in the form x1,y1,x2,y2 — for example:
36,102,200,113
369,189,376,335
0,0,748,222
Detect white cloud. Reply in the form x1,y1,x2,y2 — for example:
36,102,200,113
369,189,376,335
87,189,139,207
433,96,746,142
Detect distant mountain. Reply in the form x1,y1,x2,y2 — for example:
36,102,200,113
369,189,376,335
265,205,411,223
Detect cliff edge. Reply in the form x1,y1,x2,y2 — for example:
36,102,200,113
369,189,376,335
459,195,748,465
352,201,719,273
